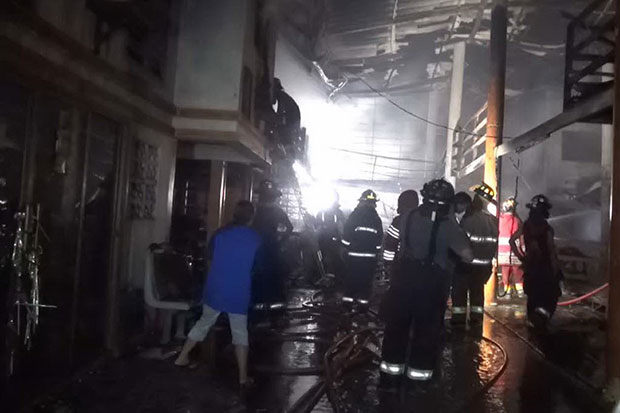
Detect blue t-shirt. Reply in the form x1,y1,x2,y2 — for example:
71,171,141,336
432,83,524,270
203,226,261,315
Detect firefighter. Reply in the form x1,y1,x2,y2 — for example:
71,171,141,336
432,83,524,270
383,190,419,269
510,194,562,330
316,192,345,279
379,179,473,389
252,180,293,311
341,189,383,307
451,183,499,326
498,197,525,297
453,192,472,224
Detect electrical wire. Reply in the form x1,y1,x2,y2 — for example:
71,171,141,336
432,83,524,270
352,75,485,138
330,147,435,163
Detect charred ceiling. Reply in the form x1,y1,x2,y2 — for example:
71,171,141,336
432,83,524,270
277,0,597,99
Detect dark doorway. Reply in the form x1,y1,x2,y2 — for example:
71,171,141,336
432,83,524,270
170,159,211,255
72,113,120,366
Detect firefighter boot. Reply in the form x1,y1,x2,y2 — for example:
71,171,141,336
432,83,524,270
378,372,402,393
451,307,467,327
469,306,484,326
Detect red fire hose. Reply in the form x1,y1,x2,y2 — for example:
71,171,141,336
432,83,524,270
557,283,609,306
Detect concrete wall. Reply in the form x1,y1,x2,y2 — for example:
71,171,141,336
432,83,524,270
174,0,248,110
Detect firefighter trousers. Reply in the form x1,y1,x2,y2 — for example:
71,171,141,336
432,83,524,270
501,265,524,287
451,264,492,324
318,235,344,280
380,260,448,379
524,263,561,326
252,241,285,307
343,255,377,303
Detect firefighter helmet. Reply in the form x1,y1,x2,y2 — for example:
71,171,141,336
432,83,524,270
421,179,455,204
397,190,419,213
257,179,282,198
526,194,552,210
359,189,379,202
471,183,495,203
502,196,517,213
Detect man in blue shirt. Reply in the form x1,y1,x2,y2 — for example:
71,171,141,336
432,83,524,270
175,201,261,389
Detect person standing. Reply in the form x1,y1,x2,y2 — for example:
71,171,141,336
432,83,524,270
383,190,419,269
510,194,562,330
175,201,261,389
498,197,525,297
341,189,383,308
451,183,499,326
316,192,345,279
252,179,293,311
379,179,473,389
453,192,472,224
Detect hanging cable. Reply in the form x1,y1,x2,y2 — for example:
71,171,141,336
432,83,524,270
330,147,435,163
351,75,484,137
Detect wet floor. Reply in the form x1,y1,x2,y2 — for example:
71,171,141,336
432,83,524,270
27,289,611,413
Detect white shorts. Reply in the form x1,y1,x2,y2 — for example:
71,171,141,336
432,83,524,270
187,305,248,346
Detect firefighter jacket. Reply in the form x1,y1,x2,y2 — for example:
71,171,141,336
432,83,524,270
316,207,345,241
399,205,474,271
342,205,383,258
460,208,499,267
383,214,403,263
253,203,293,244
498,211,522,266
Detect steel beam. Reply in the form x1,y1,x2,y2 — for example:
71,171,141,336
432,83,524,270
496,87,614,157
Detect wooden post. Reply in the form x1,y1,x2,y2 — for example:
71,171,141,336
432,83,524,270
484,0,507,305
606,0,620,401
445,41,466,185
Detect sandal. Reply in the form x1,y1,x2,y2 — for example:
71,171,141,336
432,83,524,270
239,377,255,389
174,358,199,369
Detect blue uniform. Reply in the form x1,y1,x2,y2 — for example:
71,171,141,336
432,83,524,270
203,226,262,315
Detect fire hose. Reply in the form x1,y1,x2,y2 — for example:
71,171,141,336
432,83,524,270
558,283,609,306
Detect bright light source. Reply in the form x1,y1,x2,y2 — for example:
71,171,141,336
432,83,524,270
292,161,340,216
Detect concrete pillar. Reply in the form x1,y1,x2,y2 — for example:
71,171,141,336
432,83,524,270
425,88,441,179
483,0,507,305
606,0,620,400
444,42,466,185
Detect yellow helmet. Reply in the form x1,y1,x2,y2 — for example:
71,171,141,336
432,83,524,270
470,182,495,203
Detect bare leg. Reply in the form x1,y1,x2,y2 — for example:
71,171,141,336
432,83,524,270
175,338,198,366
234,345,249,384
